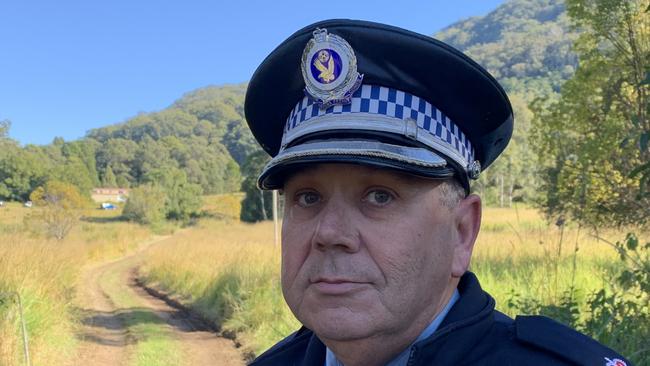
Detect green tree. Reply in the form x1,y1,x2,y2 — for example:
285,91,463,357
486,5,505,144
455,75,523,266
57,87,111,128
132,135,176,183
528,2,649,362
102,165,118,187
0,145,48,201
122,184,167,225
222,120,261,166
240,151,273,222
143,167,202,221
531,0,649,226
0,119,10,141
55,156,96,196
61,139,101,189
96,138,139,187
224,159,242,192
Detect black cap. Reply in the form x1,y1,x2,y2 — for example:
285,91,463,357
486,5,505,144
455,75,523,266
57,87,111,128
245,19,513,191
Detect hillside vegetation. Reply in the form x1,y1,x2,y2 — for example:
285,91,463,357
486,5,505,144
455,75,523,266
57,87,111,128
437,0,578,100
436,0,578,205
0,84,256,205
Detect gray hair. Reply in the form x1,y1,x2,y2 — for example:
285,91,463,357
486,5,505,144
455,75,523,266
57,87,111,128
438,179,467,209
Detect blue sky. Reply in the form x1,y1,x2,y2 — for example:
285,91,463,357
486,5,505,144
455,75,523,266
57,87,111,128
0,0,506,145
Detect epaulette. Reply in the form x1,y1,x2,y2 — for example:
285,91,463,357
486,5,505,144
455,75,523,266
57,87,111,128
515,316,633,366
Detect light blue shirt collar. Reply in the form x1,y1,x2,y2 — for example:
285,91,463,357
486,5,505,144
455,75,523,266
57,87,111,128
325,289,460,366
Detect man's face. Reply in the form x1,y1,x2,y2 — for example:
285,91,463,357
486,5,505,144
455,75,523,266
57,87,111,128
281,164,472,342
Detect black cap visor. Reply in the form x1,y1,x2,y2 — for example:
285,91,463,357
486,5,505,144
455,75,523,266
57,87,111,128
257,139,459,190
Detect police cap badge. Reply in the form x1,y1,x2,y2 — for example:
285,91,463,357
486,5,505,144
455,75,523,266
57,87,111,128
301,28,363,108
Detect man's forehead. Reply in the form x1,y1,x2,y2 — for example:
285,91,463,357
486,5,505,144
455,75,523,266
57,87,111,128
282,163,444,188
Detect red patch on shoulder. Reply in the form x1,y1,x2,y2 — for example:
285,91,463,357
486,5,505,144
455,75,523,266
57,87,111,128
605,357,626,366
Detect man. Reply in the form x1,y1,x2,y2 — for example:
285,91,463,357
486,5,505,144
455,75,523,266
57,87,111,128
244,19,632,366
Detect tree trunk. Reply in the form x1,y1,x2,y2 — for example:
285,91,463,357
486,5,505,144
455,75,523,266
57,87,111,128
259,189,268,220
499,175,504,208
508,181,514,208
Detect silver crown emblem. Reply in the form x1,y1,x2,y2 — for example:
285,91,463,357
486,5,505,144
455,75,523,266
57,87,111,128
301,28,363,109
468,160,481,180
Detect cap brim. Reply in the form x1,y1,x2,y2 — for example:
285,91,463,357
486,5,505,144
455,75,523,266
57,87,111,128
257,140,458,190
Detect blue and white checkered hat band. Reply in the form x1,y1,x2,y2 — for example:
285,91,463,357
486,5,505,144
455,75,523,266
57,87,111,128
281,84,475,169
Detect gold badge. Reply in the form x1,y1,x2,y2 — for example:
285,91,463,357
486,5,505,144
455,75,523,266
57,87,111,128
301,28,363,109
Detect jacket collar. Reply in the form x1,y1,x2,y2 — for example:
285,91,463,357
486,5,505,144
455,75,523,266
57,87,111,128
408,272,496,364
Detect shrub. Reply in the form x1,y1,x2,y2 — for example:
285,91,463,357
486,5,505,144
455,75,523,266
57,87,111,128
122,184,166,225
240,151,272,223
26,181,88,240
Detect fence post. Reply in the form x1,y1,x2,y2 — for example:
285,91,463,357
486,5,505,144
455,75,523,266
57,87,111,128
272,190,279,247
0,292,31,366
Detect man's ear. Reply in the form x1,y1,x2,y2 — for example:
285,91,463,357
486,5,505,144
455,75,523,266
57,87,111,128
451,194,481,278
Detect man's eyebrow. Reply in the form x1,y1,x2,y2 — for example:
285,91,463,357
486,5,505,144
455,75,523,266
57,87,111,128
285,164,442,189
285,165,321,181
363,167,442,188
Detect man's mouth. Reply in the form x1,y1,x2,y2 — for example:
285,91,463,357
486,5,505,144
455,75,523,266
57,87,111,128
310,277,370,295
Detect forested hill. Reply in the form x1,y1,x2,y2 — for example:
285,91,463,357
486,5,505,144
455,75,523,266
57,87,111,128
0,84,258,201
436,0,578,102
88,84,254,166
84,83,259,195
435,0,579,204
1,0,578,204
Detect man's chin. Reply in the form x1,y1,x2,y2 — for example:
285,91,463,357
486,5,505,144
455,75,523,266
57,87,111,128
300,308,378,342
314,326,374,343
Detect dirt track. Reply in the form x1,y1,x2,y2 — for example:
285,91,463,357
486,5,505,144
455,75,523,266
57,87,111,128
71,237,245,366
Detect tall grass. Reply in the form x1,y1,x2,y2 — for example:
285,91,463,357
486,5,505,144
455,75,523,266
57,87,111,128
141,205,642,359
141,219,298,356
0,203,151,366
472,207,621,319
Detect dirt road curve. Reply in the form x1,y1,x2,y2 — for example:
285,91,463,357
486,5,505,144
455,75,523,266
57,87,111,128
72,237,245,366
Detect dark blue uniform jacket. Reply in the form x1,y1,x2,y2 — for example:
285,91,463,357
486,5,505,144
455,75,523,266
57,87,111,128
250,272,632,366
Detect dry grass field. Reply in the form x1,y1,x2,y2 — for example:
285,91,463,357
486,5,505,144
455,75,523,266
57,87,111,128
473,207,621,311
141,219,293,356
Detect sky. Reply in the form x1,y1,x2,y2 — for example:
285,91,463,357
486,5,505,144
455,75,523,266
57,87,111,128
0,0,506,146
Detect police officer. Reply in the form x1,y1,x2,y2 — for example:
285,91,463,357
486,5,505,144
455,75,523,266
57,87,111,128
244,19,632,366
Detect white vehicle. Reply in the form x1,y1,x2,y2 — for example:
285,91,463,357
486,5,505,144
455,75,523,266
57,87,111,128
101,202,117,210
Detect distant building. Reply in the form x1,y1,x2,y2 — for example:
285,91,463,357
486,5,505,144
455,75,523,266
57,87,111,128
91,188,129,203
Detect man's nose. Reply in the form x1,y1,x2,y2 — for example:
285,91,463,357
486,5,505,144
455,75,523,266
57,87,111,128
311,196,360,253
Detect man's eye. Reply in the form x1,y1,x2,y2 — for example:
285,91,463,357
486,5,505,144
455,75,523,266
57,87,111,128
296,191,321,207
364,190,394,206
